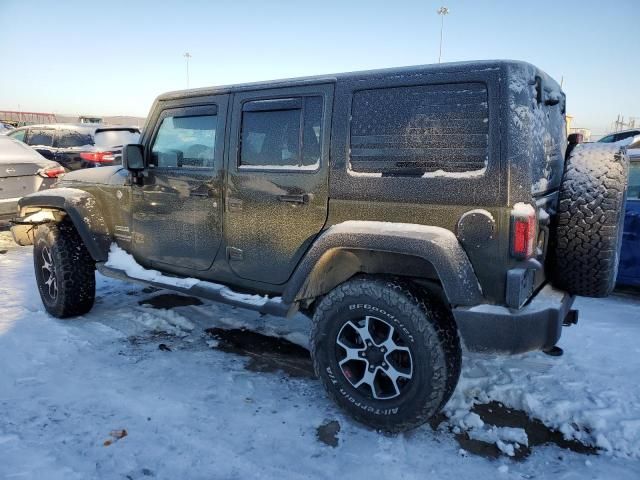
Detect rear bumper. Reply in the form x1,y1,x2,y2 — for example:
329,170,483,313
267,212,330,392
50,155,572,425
453,284,575,354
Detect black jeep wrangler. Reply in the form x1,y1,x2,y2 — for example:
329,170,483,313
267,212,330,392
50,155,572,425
11,61,629,432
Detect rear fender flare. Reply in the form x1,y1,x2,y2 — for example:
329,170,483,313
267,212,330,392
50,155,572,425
283,221,484,306
15,188,111,261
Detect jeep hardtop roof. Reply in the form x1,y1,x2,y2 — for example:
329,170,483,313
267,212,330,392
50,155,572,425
11,123,140,133
156,59,557,102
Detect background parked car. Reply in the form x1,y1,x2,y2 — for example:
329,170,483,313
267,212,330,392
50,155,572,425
0,136,64,221
6,124,140,171
598,129,640,144
0,121,15,135
624,136,640,149
617,148,640,287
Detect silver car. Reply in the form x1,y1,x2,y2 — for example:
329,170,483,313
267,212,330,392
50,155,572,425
0,136,63,221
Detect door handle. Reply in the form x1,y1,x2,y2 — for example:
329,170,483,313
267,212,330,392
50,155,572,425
278,194,309,204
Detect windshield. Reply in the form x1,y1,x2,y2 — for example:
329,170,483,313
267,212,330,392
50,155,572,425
94,129,140,147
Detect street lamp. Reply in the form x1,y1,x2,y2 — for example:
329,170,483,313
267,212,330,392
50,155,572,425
184,52,192,88
437,6,449,64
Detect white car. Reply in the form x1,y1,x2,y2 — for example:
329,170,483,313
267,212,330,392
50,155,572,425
597,128,640,145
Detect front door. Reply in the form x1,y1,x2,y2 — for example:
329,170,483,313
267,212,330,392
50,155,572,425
225,84,333,284
131,98,228,271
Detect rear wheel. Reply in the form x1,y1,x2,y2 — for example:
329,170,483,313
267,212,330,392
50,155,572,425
552,144,629,297
34,220,96,318
310,276,461,432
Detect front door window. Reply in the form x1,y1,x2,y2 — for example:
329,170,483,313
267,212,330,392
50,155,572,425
151,115,217,169
8,129,26,142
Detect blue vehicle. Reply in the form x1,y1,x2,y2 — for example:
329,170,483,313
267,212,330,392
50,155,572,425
618,151,640,287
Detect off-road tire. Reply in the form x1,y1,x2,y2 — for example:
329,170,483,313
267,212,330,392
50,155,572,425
552,144,629,297
310,276,461,432
33,220,96,318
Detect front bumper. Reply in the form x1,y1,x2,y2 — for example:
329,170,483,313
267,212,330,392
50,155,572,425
453,284,575,354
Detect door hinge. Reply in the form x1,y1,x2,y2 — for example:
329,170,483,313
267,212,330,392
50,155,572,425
227,247,243,261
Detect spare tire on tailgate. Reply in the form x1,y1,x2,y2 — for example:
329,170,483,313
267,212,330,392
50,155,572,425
552,143,629,297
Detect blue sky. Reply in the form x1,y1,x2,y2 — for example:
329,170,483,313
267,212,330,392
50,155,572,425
0,0,637,135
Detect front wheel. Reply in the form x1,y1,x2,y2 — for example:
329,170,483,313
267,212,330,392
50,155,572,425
34,220,96,318
310,276,461,432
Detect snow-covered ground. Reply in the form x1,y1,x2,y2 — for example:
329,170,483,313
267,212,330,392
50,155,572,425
1,230,639,479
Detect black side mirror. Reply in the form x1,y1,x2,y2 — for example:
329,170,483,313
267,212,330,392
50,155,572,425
122,144,145,171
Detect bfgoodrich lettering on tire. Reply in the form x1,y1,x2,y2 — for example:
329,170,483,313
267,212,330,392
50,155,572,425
310,276,461,432
34,220,96,318
552,143,629,297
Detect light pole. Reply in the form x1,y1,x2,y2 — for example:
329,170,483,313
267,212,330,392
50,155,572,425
437,6,449,64
184,52,192,88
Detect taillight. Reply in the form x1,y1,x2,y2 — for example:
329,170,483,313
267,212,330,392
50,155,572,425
80,151,116,163
511,203,537,259
37,166,66,178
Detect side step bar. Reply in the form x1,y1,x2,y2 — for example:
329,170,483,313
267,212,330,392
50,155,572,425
96,263,292,318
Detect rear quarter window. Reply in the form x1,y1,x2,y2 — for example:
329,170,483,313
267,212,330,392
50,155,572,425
349,83,489,176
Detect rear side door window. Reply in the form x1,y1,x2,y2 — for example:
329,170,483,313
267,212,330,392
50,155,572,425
239,96,323,170
56,129,93,148
26,129,55,147
151,115,217,168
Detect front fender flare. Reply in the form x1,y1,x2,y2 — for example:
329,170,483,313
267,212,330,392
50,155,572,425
15,188,111,262
283,221,484,306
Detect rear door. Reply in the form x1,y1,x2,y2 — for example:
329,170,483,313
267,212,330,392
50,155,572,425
225,84,333,284
131,98,228,271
